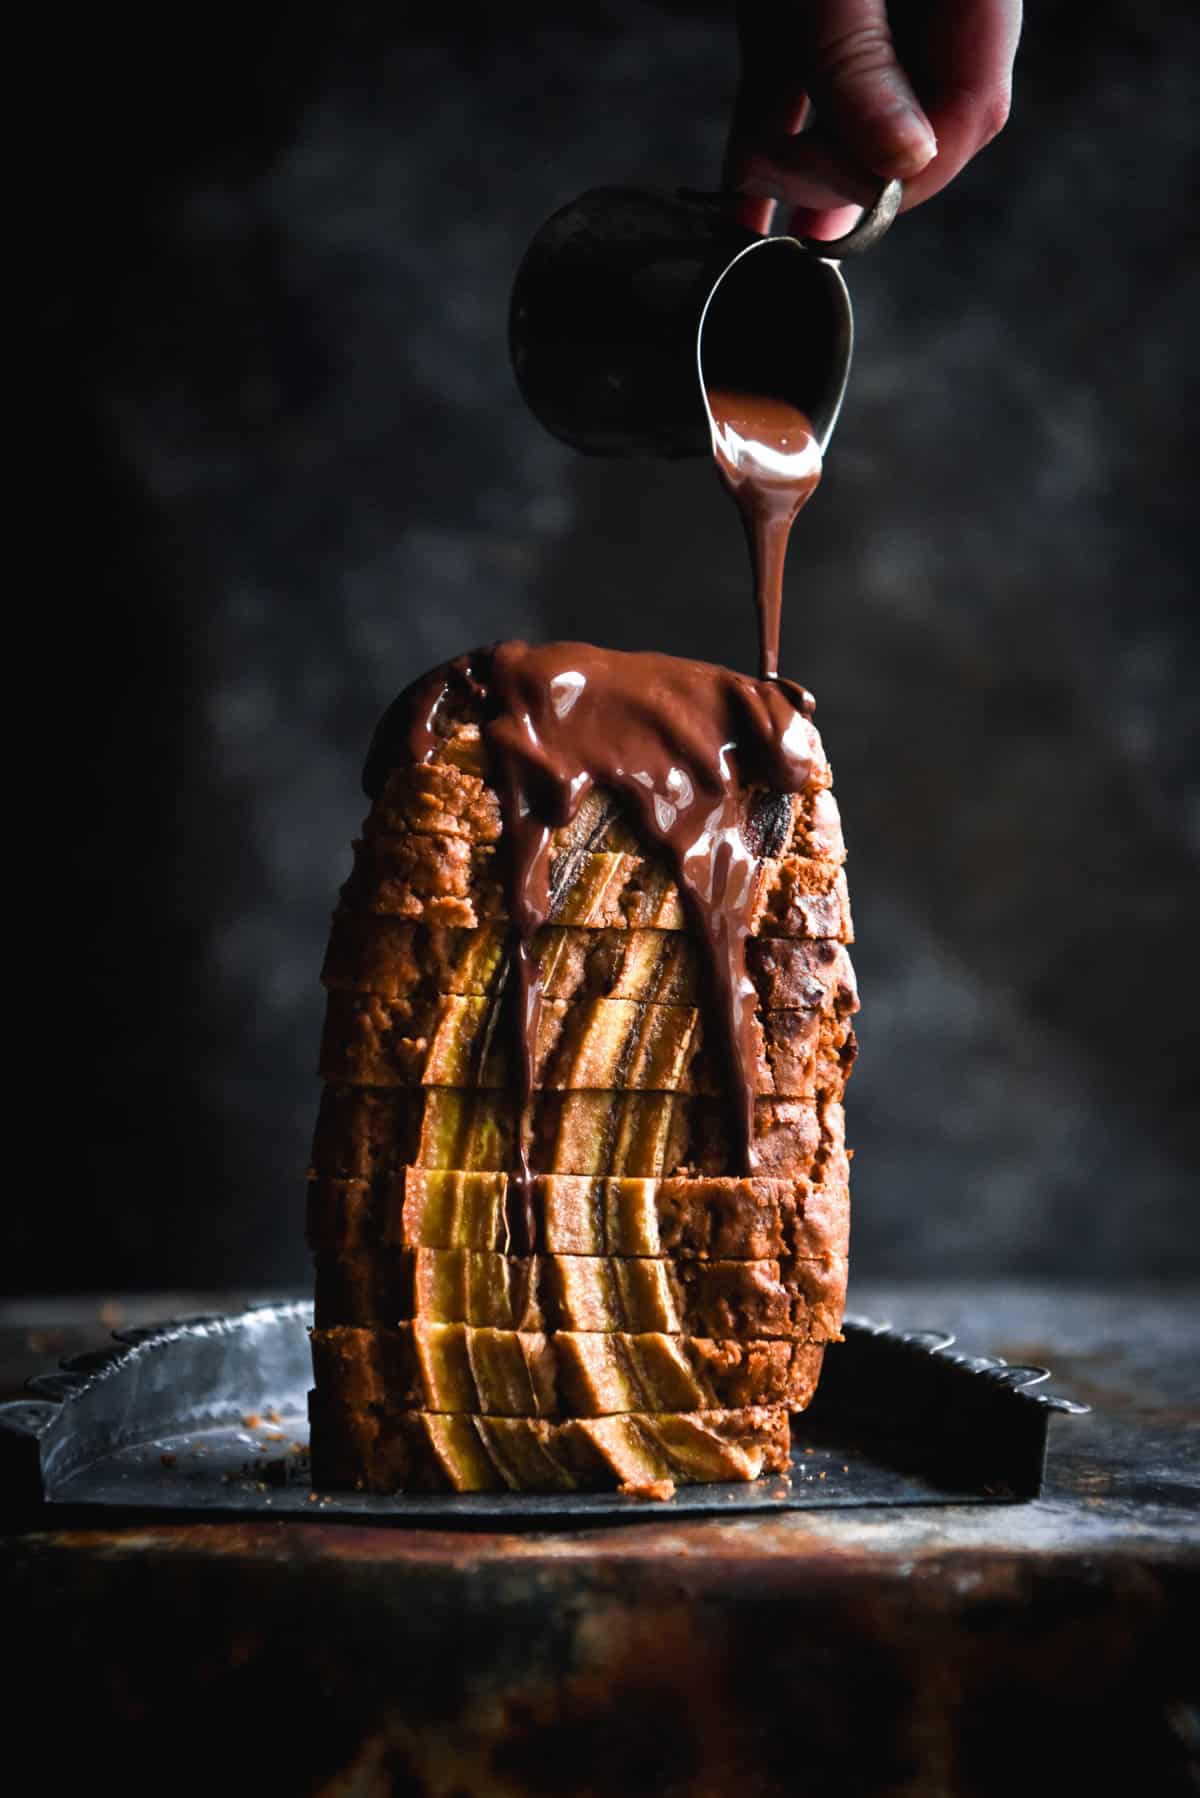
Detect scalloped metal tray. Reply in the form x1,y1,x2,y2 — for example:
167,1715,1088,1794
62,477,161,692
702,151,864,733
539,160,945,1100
0,1300,1086,1526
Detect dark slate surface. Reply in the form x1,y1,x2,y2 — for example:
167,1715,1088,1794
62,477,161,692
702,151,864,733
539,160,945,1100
2,1286,1196,1796
24,3,1198,1291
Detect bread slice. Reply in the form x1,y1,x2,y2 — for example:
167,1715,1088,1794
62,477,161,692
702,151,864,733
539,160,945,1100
323,918,857,1014
366,762,844,862
307,1169,849,1260
310,1323,825,1416
340,832,852,938
311,1087,846,1181
313,1247,847,1339
319,990,855,1097
309,1393,791,1492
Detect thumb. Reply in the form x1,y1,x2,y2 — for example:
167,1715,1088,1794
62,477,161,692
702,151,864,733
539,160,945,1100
801,0,938,178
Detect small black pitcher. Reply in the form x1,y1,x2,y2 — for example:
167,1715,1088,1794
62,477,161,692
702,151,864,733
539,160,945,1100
508,181,900,459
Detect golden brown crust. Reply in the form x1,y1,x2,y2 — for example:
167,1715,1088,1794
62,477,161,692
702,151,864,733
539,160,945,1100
307,1169,850,1260
310,1086,846,1182
309,1394,792,1493
318,989,856,1098
313,1247,847,1339
310,1324,825,1416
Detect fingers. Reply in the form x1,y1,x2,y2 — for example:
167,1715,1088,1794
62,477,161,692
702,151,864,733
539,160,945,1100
733,132,885,213
789,202,865,243
895,87,1010,209
722,23,810,209
725,0,938,233
797,0,939,179
892,0,1022,209
731,129,891,242
725,0,1022,232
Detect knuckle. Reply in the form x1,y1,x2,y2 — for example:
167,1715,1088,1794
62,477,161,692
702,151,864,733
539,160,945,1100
962,85,1012,147
813,24,897,85
980,90,1013,143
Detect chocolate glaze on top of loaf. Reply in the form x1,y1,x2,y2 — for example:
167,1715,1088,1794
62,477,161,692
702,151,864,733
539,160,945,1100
365,642,818,1242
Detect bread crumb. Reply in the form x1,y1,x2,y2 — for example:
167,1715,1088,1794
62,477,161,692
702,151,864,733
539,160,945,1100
617,1477,677,1503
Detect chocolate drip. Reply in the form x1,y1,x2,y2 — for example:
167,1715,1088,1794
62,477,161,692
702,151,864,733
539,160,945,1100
706,390,822,681
367,653,486,790
366,643,816,1243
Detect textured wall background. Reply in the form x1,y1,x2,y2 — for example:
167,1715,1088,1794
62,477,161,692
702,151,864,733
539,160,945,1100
22,2,1197,1291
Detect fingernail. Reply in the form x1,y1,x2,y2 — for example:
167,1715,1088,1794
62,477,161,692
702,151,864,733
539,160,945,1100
893,114,938,173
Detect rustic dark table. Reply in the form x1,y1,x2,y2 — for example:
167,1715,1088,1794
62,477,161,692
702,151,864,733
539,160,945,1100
2,1281,1196,1797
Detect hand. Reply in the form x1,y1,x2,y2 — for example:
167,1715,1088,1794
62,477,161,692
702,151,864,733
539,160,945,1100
725,0,1023,240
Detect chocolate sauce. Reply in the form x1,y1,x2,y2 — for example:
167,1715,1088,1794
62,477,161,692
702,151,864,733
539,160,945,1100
706,390,822,681
363,387,827,1238
366,644,816,1238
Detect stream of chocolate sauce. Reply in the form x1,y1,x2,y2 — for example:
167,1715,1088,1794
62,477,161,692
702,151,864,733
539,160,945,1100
365,644,817,1248
364,386,825,1245
706,390,822,680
